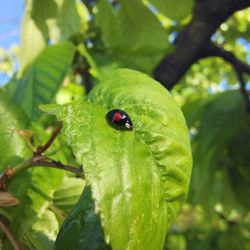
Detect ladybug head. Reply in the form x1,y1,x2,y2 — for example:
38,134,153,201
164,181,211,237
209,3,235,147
124,120,133,130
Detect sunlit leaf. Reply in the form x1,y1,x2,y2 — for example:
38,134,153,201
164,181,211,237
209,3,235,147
19,0,84,74
14,42,75,120
6,168,64,250
41,69,192,249
149,0,194,21
0,90,30,170
94,0,170,74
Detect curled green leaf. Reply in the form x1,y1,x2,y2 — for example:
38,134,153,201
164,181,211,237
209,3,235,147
41,69,192,249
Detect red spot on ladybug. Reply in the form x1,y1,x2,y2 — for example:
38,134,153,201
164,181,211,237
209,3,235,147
106,109,133,131
113,112,123,122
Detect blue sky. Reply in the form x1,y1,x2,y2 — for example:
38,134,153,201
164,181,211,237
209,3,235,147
0,0,24,84
0,0,24,48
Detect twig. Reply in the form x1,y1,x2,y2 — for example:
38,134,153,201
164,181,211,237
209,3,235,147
0,124,84,189
200,42,250,113
31,159,84,178
0,219,21,250
35,123,63,155
153,0,250,89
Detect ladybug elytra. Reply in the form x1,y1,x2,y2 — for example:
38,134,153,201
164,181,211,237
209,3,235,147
106,109,133,131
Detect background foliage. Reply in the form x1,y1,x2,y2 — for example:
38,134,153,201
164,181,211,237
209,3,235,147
0,0,250,249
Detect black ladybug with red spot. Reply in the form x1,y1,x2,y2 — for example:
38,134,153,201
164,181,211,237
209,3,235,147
106,109,133,131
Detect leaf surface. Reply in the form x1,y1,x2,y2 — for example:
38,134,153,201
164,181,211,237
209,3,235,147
149,0,194,21
94,0,170,74
0,90,30,170
14,42,75,120
41,69,192,249
19,0,83,74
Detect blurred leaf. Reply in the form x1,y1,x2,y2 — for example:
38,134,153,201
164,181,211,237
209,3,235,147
94,0,170,74
41,69,192,249
55,82,85,105
164,234,187,250
182,96,212,127
189,91,249,214
227,130,250,209
48,0,85,43
0,90,30,170
196,91,245,153
19,0,84,74
14,42,75,121
5,167,64,250
53,176,85,213
78,45,123,79
19,0,56,74
149,0,194,21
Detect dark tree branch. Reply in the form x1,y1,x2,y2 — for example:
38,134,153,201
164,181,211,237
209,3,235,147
200,42,250,113
200,42,250,75
154,0,250,90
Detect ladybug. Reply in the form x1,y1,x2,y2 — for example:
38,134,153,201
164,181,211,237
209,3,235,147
106,109,133,131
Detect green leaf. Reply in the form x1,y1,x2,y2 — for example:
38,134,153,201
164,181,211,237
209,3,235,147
41,69,192,249
149,0,194,21
54,186,110,250
48,0,84,43
0,122,66,249
14,42,75,121
19,0,52,74
53,176,85,213
189,91,248,213
0,90,30,170
196,91,245,152
94,0,170,74
227,130,250,209
19,0,83,74
6,167,65,250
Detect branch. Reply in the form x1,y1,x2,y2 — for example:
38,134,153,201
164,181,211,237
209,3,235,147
200,42,250,113
31,158,84,178
0,219,21,250
0,124,84,189
35,123,63,155
154,0,250,89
